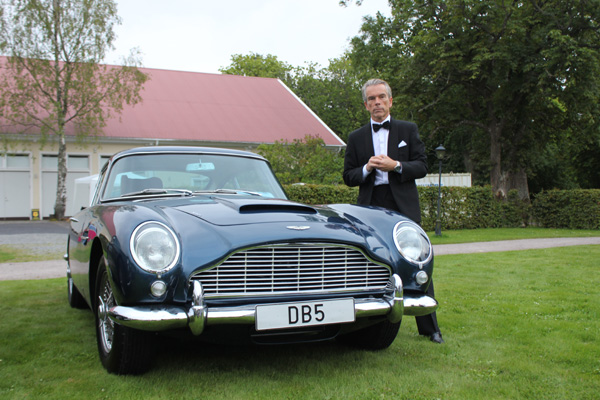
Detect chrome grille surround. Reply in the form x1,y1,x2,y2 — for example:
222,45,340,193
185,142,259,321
190,243,392,299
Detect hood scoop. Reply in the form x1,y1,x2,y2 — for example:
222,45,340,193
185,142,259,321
239,203,317,215
176,197,321,226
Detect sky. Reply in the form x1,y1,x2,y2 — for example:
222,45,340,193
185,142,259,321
106,0,390,74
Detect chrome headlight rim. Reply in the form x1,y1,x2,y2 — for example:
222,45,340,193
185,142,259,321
130,221,180,274
393,220,432,268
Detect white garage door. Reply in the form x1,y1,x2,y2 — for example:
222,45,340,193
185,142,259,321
0,154,31,219
41,154,90,218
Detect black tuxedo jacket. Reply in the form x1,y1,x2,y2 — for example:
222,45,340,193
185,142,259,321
343,118,428,223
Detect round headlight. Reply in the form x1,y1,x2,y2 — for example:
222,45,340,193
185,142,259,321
393,221,432,266
130,221,180,273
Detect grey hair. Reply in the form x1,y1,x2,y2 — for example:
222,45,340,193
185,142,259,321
361,79,392,102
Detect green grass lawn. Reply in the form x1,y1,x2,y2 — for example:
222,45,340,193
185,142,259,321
0,247,65,263
426,227,600,245
1,244,598,399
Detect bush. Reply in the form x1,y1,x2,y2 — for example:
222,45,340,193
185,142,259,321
532,189,600,229
283,184,599,230
410,186,529,231
284,184,358,205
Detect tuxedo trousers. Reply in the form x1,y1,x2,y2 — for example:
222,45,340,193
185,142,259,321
371,184,441,336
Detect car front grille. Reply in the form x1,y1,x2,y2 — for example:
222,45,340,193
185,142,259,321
190,244,391,298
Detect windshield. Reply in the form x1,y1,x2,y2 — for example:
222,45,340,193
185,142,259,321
101,152,287,200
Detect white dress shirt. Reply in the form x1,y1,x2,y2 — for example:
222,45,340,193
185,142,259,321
362,117,391,185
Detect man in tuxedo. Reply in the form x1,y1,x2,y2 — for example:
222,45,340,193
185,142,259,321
343,78,444,344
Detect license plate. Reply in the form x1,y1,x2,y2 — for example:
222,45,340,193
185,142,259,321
255,298,355,331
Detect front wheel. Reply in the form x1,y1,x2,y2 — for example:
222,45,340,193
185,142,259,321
337,319,401,350
95,256,155,375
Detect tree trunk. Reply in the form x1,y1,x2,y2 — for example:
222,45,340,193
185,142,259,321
498,168,530,202
489,121,531,202
489,123,504,198
51,0,67,220
54,133,68,220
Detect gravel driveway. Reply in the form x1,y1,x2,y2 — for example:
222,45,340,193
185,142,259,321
0,220,69,258
0,221,69,281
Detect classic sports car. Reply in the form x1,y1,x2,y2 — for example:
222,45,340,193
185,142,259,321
66,146,437,375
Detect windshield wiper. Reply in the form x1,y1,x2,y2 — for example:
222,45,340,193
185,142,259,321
194,189,262,196
120,188,193,197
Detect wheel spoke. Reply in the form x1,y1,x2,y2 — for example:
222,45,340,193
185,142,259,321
98,275,115,353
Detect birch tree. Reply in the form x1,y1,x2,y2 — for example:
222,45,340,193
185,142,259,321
0,0,148,219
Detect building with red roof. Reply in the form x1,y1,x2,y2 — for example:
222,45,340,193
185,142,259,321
0,60,345,219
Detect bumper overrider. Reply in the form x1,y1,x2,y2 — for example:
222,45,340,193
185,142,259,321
107,274,438,335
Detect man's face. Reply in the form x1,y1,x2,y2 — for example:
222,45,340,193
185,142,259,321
364,84,393,122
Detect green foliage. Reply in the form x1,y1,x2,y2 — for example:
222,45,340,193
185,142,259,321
347,0,600,196
257,135,344,185
218,52,293,81
287,56,368,143
0,0,147,136
285,184,599,231
284,183,358,205
419,186,530,231
532,189,600,229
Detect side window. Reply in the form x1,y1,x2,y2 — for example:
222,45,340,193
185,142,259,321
92,168,107,205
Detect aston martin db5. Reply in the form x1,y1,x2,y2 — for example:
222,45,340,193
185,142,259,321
66,146,437,374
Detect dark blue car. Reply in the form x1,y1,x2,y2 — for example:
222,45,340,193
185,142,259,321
66,146,437,375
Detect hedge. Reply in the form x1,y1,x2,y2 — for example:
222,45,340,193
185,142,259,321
282,184,600,231
531,189,600,229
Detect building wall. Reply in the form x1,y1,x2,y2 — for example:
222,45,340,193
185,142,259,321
0,141,128,219
0,139,262,219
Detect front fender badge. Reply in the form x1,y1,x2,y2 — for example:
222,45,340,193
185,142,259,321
286,226,311,231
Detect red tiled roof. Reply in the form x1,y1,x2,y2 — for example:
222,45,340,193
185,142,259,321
107,68,344,146
0,58,345,147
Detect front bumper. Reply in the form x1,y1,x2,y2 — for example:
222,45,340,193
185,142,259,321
108,274,438,335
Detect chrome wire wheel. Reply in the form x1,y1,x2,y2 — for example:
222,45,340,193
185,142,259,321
97,272,115,354
94,255,156,375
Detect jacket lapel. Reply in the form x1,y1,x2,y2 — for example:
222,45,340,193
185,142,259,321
387,118,399,159
364,124,375,157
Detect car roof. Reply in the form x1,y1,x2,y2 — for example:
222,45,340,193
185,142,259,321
112,146,266,161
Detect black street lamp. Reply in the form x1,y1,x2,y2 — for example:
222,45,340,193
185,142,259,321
435,145,446,236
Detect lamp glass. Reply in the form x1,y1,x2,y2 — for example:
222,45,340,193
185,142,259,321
435,145,446,160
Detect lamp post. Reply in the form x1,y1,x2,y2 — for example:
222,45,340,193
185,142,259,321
435,145,446,236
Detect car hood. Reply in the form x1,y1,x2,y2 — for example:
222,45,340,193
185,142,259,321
176,197,327,226
99,195,417,302
106,195,404,275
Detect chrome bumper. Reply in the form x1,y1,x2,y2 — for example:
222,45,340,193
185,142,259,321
108,274,438,335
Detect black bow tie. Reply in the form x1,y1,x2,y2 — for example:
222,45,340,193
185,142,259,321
372,121,390,132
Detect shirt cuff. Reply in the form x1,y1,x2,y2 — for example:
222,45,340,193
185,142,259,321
362,164,370,181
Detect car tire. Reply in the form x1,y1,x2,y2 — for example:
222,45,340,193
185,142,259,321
337,319,401,350
67,273,88,309
95,256,155,375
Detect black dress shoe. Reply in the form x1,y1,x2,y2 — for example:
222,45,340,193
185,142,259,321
430,332,444,344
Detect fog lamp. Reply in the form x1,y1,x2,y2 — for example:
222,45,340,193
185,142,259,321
416,271,429,285
150,280,167,297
